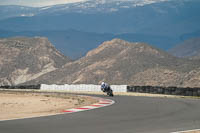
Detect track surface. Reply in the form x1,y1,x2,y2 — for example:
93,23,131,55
1,95,200,133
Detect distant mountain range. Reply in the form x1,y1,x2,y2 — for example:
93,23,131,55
0,0,171,19
0,5,37,20
0,0,199,59
180,30,200,41
36,0,170,14
0,0,199,35
169,37,200,59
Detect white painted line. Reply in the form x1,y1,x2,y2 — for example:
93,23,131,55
92,104,106,106
66,109,86,112
171,129,200,133
82,106,98,109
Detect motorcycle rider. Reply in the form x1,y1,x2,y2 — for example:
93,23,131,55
101,82,109,92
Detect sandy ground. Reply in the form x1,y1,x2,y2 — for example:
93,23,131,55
0,91,97,120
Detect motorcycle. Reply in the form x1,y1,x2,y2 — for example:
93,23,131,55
101,86,114,97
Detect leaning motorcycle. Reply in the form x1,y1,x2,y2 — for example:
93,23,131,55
101,86,114,97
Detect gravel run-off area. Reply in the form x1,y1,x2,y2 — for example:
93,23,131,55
0,90,97,120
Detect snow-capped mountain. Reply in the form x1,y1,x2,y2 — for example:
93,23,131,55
0,0,171,19
38,0,171,14
0,5,38,20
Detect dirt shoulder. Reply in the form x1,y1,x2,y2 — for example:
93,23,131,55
0,91,97,121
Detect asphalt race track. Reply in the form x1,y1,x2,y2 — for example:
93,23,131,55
1,95,200,133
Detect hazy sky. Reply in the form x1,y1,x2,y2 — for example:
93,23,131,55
0,0,87,7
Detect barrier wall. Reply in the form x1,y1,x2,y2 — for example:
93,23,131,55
1,84,200,97
40,84,127,92
127,86,200,97
0,85,41,89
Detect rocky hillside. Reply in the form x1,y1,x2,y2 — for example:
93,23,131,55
0,37,70,85
26,39,200,87
169,37,200,59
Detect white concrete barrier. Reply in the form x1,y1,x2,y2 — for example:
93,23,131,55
111,85,127,92
40,84,127,92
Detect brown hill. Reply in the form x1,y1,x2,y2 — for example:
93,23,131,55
26,39,200,87
0,37,70,85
